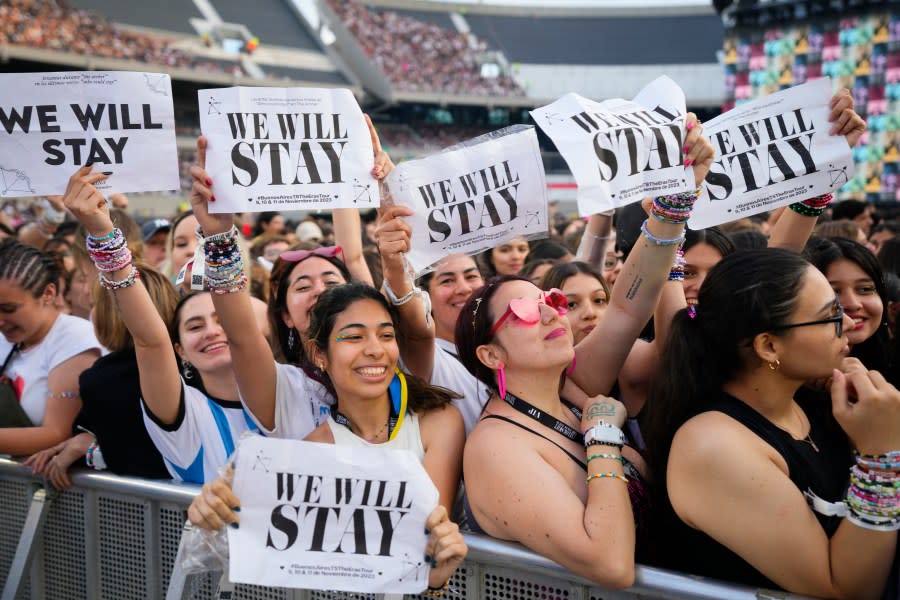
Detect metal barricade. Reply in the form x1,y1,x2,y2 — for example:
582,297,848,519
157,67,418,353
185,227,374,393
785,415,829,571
0,458,816,600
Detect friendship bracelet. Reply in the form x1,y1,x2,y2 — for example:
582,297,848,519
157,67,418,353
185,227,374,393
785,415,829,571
586,453,624,464
640,219,686,246
585,472,628,484
99,266,140,291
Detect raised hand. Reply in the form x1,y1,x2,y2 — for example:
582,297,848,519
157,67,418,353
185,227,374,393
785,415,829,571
62,166,113,237
828,89,866,147
188,136,233,236
683,113,714,189
365,114,394,180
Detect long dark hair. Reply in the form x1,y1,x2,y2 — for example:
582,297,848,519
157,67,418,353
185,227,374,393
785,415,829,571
308,283,458,413
643,249,812,484
267,247,352,365
683,226,736,256
804,236,896,383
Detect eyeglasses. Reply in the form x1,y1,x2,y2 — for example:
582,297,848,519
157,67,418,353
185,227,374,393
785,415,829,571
775,304,844,338
490,289,568,336
279,245,343,263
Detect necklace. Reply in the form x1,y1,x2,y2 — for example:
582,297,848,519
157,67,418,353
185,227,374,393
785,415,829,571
792,404,820,453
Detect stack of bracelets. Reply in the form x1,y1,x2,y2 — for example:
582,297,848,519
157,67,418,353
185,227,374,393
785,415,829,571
788,193,833,218
846,451,900,531
86,228,140,290
668,246,686,282
201,225,247,294
641,186,701,246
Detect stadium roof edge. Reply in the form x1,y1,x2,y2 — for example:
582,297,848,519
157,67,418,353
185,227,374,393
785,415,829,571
355,0,718,18
0,44,364,96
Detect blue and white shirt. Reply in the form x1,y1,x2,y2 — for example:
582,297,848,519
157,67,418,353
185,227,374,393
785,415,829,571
142,379,259,483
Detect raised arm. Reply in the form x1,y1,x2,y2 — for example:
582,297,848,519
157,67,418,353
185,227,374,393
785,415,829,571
573,114,714,397
332,115,393,287
575,210,614,270
187,137,279,429
63,167,181,424
375,205,435,380
769,90,866,252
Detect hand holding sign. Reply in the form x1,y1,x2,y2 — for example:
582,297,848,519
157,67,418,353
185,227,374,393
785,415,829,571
375,205,414,268
683,113,715,189
828,89,866,146
424,504,467,590
62,166,113,238
189,466,241,531
189,135,233,237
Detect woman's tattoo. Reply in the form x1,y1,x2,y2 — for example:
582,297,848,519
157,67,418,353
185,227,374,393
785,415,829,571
587,402,617,420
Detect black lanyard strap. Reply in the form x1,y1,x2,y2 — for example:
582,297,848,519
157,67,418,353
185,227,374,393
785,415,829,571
502,392,581,442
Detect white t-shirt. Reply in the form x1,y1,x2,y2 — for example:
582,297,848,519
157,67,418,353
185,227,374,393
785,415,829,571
142,380,259,483
326,412,425,459
0,314,100,425
241,362,334,440
431,338,490,436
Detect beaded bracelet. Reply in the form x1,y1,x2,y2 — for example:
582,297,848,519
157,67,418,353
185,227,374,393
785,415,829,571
423,581,450,597
585,472,628,484
200,226,246,293
586,453,624,464
640,219,686,246
99,266,140,291
788,193,834,218
87,228,133,273
668,246,686,281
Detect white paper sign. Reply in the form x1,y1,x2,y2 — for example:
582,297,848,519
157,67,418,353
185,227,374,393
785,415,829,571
199,87,375,213
229,435,439,593
690,78,854,229
385,125,548,276
0,71,178,197
531,76,693,215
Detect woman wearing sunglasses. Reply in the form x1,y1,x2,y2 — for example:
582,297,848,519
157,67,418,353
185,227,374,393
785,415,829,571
443,115,714,587
642,248,899,598
185,118,390,439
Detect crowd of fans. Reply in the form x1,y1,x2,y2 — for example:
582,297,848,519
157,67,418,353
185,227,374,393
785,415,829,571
0,0,246,76
0,90,899,598
328,0,524,97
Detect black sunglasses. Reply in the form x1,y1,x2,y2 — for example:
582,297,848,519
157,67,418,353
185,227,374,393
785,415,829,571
776,304,844,338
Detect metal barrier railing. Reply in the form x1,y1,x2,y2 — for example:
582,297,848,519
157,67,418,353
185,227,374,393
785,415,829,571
0,457,815,600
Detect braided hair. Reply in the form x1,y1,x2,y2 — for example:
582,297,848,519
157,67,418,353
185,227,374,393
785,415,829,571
0,238,61,298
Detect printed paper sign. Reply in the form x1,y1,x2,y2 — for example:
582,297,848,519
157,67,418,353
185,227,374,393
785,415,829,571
690,78,854,229
199,87,375,213
531,76,693,215
0,71,178,197
385,125,548,276
229,435,438,593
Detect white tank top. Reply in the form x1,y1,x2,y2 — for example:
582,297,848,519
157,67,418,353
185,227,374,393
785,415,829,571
326,412,425,460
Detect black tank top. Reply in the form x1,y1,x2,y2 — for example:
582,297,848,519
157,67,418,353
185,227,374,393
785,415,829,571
657,391,853,589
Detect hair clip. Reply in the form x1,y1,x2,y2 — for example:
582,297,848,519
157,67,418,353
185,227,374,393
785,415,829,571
472,297,483,327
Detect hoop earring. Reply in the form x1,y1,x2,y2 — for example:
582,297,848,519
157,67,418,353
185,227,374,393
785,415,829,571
182,362,194,380
288,328,296,351
496,363,507,399
768,359,780,371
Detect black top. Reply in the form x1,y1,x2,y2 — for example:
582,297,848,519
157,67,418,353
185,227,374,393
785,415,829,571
76,348,169,479
655,391,852,589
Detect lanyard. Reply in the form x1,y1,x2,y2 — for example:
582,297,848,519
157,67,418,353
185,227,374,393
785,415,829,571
502,391,581,442
331,369,408,442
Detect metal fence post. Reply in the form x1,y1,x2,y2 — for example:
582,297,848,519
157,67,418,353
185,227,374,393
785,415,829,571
1,487,54,600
